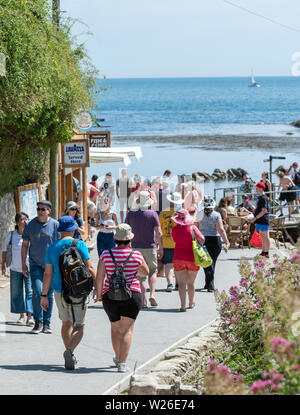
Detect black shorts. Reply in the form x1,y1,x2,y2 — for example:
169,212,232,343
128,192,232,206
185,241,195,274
161,248,174,265
279,191,296,202
102,291,142,322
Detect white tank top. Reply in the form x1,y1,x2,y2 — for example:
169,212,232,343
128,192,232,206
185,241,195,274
98,212,115,233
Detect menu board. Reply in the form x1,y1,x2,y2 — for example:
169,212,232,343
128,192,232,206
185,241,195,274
15,183,42,219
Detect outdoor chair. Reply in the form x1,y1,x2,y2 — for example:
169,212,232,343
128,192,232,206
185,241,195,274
226,216,250,249
269,217,286,248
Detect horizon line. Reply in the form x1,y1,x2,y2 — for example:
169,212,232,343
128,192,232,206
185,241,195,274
97,75,299,80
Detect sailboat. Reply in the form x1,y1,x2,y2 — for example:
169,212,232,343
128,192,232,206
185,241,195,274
248,69,261,87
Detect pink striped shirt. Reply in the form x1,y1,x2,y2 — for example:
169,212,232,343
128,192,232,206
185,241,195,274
100,247,143,295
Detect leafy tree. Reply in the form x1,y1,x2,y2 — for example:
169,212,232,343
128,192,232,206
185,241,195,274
0,0,100,195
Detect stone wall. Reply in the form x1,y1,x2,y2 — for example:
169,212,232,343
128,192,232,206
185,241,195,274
0,193,17,250
130,320,225,395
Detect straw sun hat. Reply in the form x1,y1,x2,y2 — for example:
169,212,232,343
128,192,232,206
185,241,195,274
114,224,134,241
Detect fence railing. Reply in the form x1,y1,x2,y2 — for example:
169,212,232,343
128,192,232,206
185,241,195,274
213,185,299,216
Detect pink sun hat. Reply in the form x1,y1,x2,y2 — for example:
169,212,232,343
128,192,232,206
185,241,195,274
171,209,194,226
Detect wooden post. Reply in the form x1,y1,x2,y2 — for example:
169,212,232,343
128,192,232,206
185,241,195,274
82,167,88,240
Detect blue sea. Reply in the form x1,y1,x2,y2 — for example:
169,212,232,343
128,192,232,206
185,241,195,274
88,77,300,197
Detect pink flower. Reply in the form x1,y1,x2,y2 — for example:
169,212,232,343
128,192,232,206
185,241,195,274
270,337,291,352
272,374,283,383
250,270,255,276
251,380,272,393
291,253,300,263
292,365,300,371
247,321,252,326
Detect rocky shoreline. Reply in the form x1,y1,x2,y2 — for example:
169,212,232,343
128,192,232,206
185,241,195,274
114,134,300,153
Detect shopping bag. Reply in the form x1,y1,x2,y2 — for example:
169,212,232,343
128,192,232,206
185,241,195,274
190,227,213,268
249,228,262,249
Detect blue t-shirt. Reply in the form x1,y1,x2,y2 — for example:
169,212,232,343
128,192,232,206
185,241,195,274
73,217,84,240
45,238,90,293
22,217,60,268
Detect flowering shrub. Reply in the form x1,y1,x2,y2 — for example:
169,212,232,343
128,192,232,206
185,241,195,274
203,244,300,395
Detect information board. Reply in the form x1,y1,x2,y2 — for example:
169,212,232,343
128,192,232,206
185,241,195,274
15,183,42,219
62,139,90,168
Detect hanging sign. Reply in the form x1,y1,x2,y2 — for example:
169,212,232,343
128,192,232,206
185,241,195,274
62,139,90,168
74,111,93,131
87,130,111,148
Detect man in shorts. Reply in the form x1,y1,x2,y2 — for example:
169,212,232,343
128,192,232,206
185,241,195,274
126,191,163,307
40,216,96,370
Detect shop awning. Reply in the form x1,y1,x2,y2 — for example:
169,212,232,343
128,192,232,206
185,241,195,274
89,146,142,166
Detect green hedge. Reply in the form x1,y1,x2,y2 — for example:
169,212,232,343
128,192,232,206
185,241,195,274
0,0,100,195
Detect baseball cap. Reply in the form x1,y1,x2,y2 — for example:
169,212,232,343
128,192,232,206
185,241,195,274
37,200,52,209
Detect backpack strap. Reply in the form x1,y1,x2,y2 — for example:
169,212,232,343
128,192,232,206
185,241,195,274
71,238,79,248
109,249,135,271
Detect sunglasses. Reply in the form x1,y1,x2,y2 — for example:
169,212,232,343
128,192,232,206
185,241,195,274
37,207,47,212
70,208,78,211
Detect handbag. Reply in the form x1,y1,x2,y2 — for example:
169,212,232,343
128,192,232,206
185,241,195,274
5,231,13,267
250,228,262,249
190,226,212,268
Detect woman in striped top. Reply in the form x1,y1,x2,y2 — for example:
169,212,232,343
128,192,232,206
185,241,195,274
94,224,149,373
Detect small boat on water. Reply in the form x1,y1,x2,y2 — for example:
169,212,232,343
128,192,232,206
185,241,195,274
248,69,261,87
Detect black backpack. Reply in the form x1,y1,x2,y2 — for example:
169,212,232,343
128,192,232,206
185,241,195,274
107,249,135,301
294,170,300,186
59,239,93,309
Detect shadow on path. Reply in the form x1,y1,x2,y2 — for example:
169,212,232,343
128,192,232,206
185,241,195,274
0,364,116,374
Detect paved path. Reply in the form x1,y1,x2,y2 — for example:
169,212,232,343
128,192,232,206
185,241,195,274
0,245,279,395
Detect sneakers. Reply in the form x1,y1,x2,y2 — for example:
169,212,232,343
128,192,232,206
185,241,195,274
42,324,52,334
113,356,119,367
63,349,76,370
31,322,43,334
17,316,26,324
174,284,179,291
118,363,129,373
166,284,174,292
26,317,35,326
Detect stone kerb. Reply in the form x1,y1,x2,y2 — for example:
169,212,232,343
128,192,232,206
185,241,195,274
130,320,224,395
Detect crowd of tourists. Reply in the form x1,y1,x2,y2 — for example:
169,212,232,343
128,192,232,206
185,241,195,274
2,162,299,373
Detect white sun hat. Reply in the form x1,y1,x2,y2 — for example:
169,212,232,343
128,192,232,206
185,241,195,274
166,192,185,205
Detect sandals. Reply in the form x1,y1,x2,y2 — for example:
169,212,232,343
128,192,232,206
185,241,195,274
187,303,195,309
179,308,186,312
17,317,26,324
149,298,158,307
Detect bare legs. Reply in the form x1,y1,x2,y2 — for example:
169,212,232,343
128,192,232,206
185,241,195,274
110,317,135,364
174,269,198,310
260,230,271,254
61,321,84,354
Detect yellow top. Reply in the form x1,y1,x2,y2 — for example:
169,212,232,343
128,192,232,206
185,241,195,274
159,206,176,249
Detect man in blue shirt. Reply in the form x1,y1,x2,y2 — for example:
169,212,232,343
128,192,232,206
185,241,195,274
41,216,96,370
21,200,59,334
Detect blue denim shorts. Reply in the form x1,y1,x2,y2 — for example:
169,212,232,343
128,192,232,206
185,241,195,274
255,224,269,232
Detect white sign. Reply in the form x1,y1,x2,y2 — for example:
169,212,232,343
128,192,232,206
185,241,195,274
63,140,90,167
74,111,93,131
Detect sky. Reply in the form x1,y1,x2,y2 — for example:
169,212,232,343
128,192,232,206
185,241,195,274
61,0,300,78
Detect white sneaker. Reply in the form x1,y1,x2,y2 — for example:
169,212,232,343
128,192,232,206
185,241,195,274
26,317,34,326
118,363,129,373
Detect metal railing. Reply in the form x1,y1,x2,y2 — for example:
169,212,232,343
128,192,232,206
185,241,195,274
214,185,299,216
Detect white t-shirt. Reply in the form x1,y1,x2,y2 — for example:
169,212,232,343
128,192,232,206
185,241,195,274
2,230,29,273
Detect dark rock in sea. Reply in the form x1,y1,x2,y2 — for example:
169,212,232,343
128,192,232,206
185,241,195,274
286,132,294,135
211,169,227,181
291,120,300,128
194,172,211,182
226,168,247,181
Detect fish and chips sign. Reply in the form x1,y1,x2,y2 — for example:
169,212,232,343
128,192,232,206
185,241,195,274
62,139,90,168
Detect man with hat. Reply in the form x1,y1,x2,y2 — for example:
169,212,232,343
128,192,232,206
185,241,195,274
125,191,163,307
21,201,59,334
251,182,271,258
40,216,96,370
